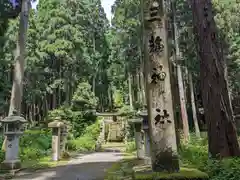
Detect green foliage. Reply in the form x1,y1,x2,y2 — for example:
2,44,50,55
179,137,208,170
67,118,101,152
0,118,101,162
117,105,136,116
84,118,101,138
125,141,136,153
113,90,124,108
180,136,240,180
48,106,97,138
20,148,44,161
0,137,5,162
20,129,51,149
71,82,98,111
19,129,52,161
207,158,240,180
0,129,53,163
68,136,96,152
0,0,111,123
108,0,144,110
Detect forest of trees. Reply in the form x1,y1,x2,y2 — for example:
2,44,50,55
0,0,240,179
1,0,239,124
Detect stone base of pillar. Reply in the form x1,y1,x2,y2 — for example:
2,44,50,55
1,160,21,170
137,155,145,160
143,156,151,165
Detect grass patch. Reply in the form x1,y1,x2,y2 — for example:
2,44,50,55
0,156,70,179
21,156,69,171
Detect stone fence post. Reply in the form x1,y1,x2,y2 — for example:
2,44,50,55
124,122,130,144
48,119,67,161
138,109,151,164
60,125,68,152
129,118,144,159
95,119,106,151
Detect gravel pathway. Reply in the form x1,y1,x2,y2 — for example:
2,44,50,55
12,151,123,180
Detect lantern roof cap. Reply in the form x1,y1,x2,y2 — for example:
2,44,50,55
128,118,142,124
48,119,66,128
1,115,27,123
137,109,148,116
96,112,122,116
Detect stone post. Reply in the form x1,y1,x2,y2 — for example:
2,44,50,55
48,119,66,161
95,120,105,151
102,120,106,144
60,126,68,152
107,122,111,142
138,109,151,164
129,118,144,159
124,122,130,144
1,114,27,170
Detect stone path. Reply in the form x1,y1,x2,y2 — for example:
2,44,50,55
12,151,123,180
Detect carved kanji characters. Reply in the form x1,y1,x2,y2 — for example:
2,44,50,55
150,1,159,17
154,108,172,127
151,65,166,93
149,36,164,54
159,65,166,93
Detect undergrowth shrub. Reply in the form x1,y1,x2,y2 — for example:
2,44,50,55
125,141,136,153
67,119,101,152
69,136,96,152
179,136,208,170
0,129,51,163
207,158,240,180
180,135,240,180
48,83,98,138
20,129,51,161
48,107,97,138
0,137,5,162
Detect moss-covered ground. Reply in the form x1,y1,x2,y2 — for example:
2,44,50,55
133,165,208,180
104,155,208,180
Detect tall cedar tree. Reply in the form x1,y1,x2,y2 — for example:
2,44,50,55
191,0,240,157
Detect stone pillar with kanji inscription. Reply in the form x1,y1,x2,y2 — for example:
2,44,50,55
144,0,179,172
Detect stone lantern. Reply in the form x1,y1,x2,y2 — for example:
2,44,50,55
128,117,144,159
138,107,151,164
48,118,67,161
1,113,27,170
